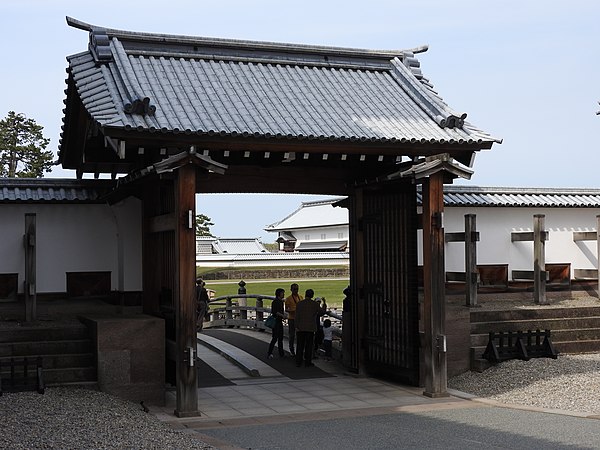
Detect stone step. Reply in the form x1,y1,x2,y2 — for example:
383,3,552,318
42,366,97,384
471,306,600,322
470,316,600,334
1,364,96,385
0,339,93,358
45,380,99,390
0,325,89,343
471,339,600,360
470,328,600,346
0,353,94,370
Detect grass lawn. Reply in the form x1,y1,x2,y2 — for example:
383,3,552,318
206,278,348,308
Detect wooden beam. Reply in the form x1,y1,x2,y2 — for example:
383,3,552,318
573,231,597,241
534,214,548,305
511,231,549,242
24,214,36,322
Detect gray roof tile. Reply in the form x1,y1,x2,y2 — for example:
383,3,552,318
0,178,114,203
440,186,600,208
61,19,500,151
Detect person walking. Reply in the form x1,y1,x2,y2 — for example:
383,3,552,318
285,283,303,356
294,289,326,367
267,288,286,358
196,278,209,332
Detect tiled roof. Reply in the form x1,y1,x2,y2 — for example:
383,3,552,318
295,240,348,251
265,198,348,231
429,186,600,208
213,238,268,254
196,237,268,254
268,187,600,229
61,17,499,155
0,178,114,203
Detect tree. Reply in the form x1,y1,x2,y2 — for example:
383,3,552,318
0,111,53,178
195,214,214,237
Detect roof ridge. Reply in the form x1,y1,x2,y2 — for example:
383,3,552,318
445,185,600,195
66,16,425,62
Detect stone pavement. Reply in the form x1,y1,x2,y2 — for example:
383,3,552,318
148,329,600,449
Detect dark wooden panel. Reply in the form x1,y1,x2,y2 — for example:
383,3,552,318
0,274,18,300
66,271,111,297
357,182,419,385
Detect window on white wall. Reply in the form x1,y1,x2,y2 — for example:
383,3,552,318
321,233,326,240
305,235,310,240
338,232,344,238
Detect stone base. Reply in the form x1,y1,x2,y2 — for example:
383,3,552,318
423,390,451,398
174,409,201,418
81,314,165,406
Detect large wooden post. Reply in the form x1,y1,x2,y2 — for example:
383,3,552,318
597,215,600,298
345,188,364,374
534,214,548,305
422,173,448,397
174,164,199,417
353,188,366,375
24,213,36,322
465,214,478,307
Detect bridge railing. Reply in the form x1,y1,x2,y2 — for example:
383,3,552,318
204,294,343,337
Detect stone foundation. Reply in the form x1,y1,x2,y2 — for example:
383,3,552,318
81,314,165,406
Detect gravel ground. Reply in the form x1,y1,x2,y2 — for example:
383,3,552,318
448,292,600,416
0,387,214,450
449,353,600,415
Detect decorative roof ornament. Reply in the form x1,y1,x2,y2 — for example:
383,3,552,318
391,58,467,130
89,28,112,63
399,153,473,180
111,38,156,116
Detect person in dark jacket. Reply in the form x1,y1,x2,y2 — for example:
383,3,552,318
294,289,327,367
267,288,286,358
196,278,209,332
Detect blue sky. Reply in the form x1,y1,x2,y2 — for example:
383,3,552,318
1,1,599,241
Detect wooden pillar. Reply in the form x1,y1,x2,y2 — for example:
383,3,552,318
353,188,366,375
343,189,364,374
174,164,199,417
422,173,448,397
596,215,600,299
534,214,548,305
24,213,36,322
142,181,162,316
465,214,478,307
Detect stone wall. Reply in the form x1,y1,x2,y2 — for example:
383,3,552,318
201,267,349,280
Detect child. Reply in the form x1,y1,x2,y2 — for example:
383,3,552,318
322,318,333,361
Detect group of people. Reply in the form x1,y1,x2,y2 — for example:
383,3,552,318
268,283,333,368
195,278,333,368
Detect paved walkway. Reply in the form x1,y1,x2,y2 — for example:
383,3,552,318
149,329,600,449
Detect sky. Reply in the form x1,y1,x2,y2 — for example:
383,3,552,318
1,0,599,242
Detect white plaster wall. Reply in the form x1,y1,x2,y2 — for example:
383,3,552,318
109,197,142,291
440,207,600,276
293,225,348,246
0,198,142,294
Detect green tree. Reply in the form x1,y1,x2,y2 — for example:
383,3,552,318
0,111,53,178
195,213,214,237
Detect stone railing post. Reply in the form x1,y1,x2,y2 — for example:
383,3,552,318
238,280,247,319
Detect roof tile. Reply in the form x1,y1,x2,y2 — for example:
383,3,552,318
62,24,500,149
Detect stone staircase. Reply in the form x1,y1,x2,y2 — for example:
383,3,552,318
470,306,600,371
0,322,97,389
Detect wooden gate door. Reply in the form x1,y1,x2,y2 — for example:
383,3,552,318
350,183,419,385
